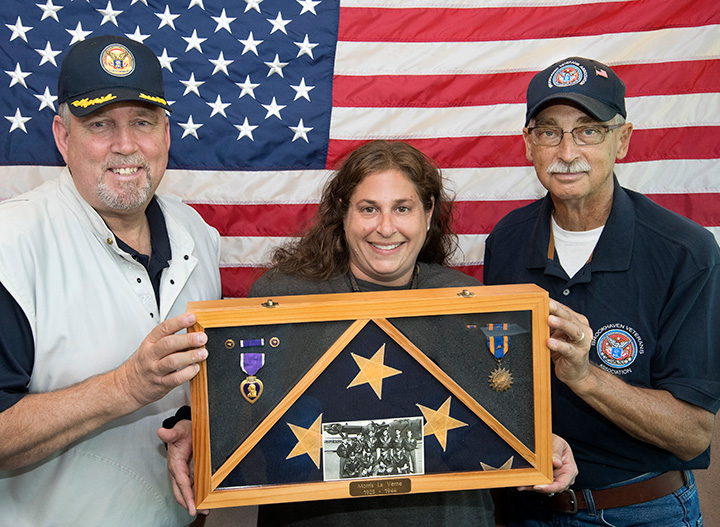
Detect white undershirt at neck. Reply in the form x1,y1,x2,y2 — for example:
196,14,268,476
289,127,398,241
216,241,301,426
551,215,604,278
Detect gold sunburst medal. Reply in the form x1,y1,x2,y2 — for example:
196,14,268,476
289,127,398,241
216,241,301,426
488,366,514,392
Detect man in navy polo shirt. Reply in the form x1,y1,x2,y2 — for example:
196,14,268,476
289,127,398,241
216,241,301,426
484,57,720,525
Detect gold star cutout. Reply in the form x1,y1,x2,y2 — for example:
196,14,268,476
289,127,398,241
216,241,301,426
481,456,514,471
347,344,402,399
417,396,468,451
286,414,323,469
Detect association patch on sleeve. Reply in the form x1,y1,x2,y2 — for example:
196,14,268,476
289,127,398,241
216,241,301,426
594,324,644,369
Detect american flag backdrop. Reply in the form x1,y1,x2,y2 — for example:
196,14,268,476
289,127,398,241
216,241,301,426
1,0,719,298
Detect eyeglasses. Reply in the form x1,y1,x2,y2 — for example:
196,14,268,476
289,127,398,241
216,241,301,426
527,124,623,146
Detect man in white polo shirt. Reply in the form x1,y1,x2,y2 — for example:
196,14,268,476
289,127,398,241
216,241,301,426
0,35,221,526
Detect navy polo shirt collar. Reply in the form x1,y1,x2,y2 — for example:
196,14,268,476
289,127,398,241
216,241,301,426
526,175,634,274
527,195,554,270
590,177,634,272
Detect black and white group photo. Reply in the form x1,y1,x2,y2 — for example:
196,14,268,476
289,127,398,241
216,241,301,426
322,417,424,481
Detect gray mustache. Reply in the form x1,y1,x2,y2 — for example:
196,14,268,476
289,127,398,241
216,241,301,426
547,159,592,174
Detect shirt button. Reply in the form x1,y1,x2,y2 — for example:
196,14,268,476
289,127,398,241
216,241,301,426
137,278,142,283
184,255,189,260
149,313,154,318
562,288,570,296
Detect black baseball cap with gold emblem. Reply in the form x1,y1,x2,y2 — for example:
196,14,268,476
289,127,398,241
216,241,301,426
58,34,171,117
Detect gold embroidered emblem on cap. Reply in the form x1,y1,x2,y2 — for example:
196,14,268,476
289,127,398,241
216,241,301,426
100,43,135,77
71,93,117,109
139,93,168,105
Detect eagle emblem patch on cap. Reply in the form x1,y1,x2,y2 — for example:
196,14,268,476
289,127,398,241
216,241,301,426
100,43,135,77
548,62,587,88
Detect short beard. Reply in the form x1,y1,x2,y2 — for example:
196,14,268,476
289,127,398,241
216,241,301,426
97,156,153,210
547,159,592,175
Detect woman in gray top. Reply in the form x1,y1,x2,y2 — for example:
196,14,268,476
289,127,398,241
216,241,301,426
161,140,577,526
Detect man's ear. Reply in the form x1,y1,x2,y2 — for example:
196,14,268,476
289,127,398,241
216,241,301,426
615,122,634,160
52,115,70,164
164,114,171,152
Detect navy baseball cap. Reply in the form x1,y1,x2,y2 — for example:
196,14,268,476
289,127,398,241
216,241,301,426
58,35,171,117
525,57,626,126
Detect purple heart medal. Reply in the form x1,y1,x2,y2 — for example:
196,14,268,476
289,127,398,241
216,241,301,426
240,352,265,403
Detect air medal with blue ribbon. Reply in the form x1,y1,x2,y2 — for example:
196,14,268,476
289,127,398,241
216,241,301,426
480,323,526,392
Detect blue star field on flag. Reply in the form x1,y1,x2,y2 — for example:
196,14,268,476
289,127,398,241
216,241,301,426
0,0,339,170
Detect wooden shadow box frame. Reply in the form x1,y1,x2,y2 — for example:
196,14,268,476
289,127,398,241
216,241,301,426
188,284,551,509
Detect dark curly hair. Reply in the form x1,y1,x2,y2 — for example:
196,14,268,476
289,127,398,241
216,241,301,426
268,140,458,280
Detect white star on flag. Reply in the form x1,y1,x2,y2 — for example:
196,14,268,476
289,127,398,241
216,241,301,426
6,64,31,89
236,75,260,99
210,52,234,76
6,17,32,42
37,0,63,22
35,42,62,67
265,54,288,77
289,119,312,142
267,12,291,34
244,0,263,14
262,97,285,119
97,1,122,27
179,115,203,139
180,73,204,97
34,86,57,111
295,35,318,59
212,9,236,33
234,117,258,140
125,26,150,43
66,22,91,45
5,108,31,133
157,49,178,72
239,32,263,56
156,6,180,30
183,29,207,53
207,95,231,118
297,0,321,15
291,78,314,101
